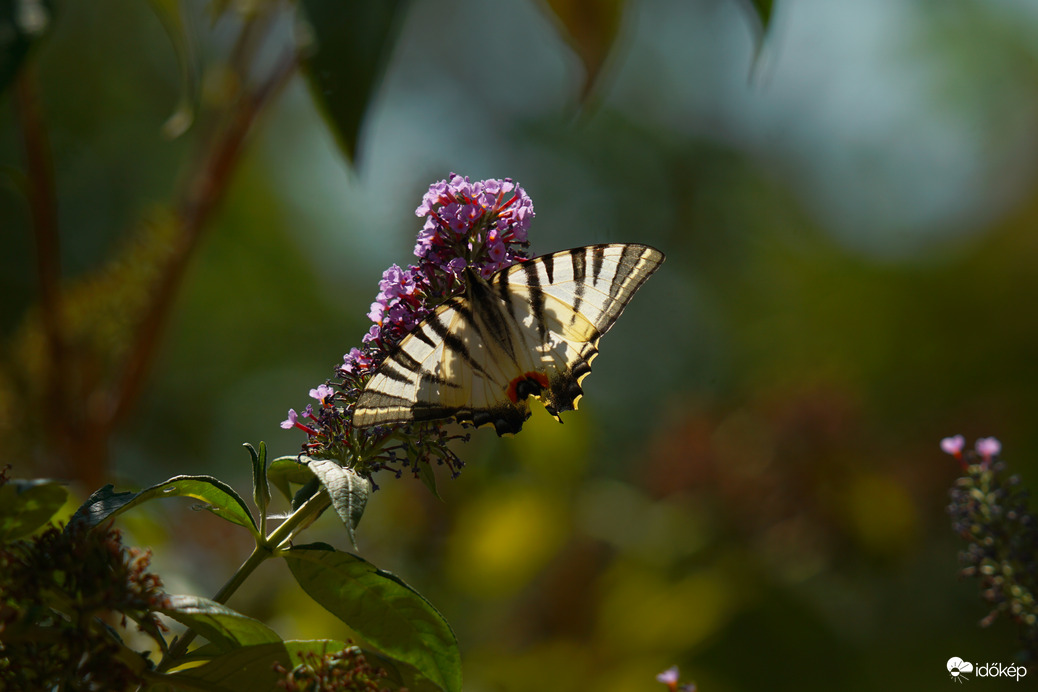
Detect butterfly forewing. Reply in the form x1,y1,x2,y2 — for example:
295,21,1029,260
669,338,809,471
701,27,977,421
353,243,665,435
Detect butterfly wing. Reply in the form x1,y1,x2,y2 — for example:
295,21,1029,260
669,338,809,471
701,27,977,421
490,243,666,419
351,295,534,434
353,243,665,435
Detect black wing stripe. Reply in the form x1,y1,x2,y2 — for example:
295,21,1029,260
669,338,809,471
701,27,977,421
590,244,606,285
425,306,495,379
411,325,438,349
420,371,462,389
389,347,423,375
521,260,548,342
568,247,587,326
543,252,556,284
377,361,414,385
496,270,519,323
468,276,518,362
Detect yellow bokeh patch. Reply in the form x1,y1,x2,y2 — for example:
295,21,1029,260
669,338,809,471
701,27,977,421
510,398,590,484
446,482,570,599
842,472,918,558
596,561,736,653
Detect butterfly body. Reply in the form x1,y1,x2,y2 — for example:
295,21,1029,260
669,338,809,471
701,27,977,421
353,244,665,435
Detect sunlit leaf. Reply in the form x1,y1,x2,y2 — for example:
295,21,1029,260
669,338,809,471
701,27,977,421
306,458,371,548
267,455,315,503
164,639,433,691
296,0,410,164
147,0,199,137
69,475,257,535
0,478,67,541
160,642,290,691
159,594,282,654
285,543,461,692
0,0,55,97
540,0,626,99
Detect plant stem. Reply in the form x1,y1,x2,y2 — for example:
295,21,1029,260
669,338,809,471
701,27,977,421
157,489,331,672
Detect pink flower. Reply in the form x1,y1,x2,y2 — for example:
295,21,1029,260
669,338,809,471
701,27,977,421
940,435,965,457
657,666,680,687
280,409,298,429
309,384,334,405
976,437,1001,461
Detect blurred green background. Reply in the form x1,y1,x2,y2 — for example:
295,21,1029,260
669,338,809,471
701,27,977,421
3,0,1038,690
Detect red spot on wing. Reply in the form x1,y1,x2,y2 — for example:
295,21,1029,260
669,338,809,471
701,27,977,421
506,371,550,403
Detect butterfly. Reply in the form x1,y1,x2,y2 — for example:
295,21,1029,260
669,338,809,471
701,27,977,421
352,243,665,435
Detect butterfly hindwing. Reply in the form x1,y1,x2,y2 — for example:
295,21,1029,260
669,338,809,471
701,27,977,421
353,243,665,435
494,243,665,418
351,296,531,433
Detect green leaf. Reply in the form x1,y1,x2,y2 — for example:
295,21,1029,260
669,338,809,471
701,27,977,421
158,594,282,654
245,442,270,522
415,459,441,501
69,475,257,535
285,544,461,692
297,0,410,164
0,478,67,541
292,476,322,511
306,458,371,548
540,0,625,99
0,0,55,97
147,0,200,137
267,455,315,503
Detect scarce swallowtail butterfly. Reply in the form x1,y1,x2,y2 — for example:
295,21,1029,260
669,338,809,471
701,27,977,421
352,243,665,435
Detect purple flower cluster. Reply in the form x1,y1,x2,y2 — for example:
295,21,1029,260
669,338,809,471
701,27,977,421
281,175,535,478
414,174,533,278
347,174,533,363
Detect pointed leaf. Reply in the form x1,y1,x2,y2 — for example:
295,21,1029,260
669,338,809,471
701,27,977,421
158,594,282,654
541,0,625,99
307,458,371,548
0,0,55,97
416,460,441,501
69,476,257,535
296,0,410,164
268,455,315,503
284,543,461,692
245,442,270,520
0,478,67,541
